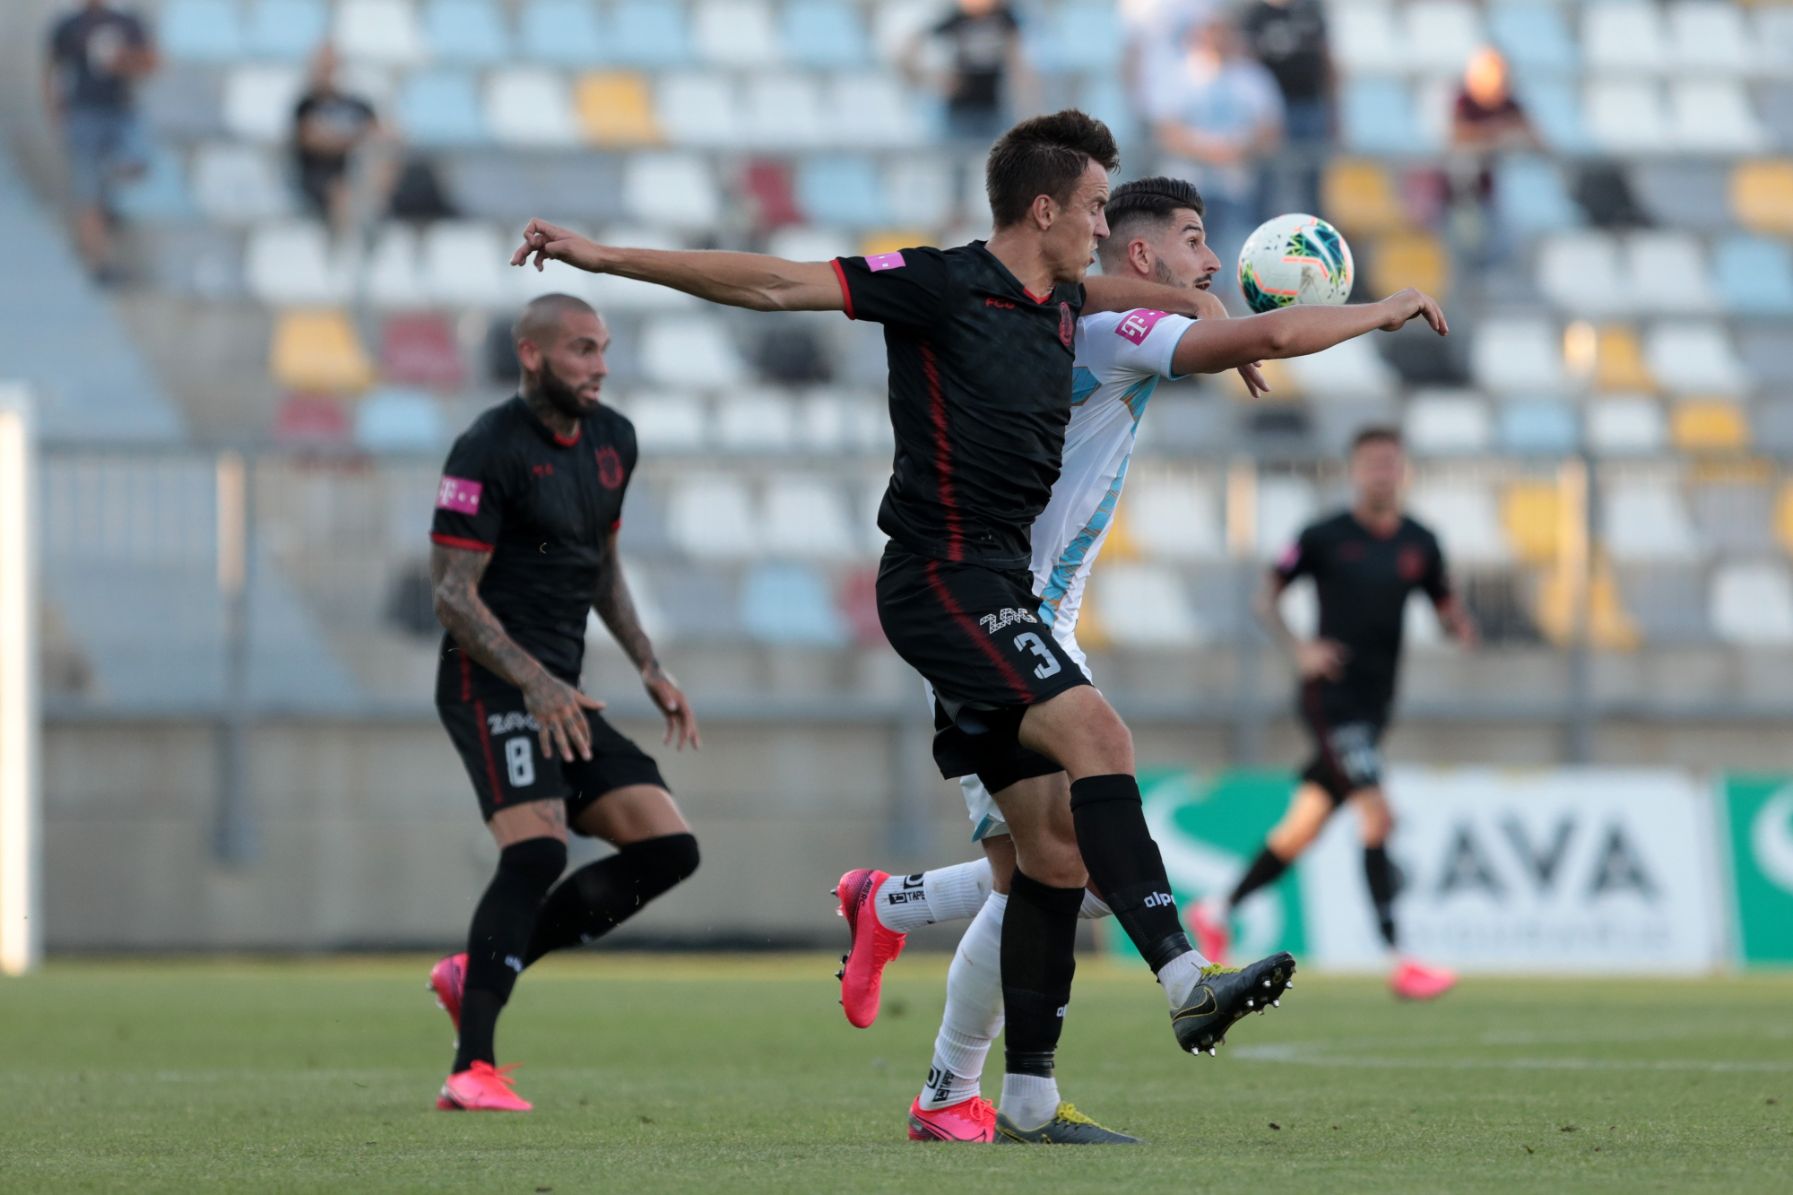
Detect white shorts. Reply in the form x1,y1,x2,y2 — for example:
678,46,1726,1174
925,632,1090,843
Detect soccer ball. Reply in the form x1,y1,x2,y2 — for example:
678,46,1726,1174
1237,213,1355,314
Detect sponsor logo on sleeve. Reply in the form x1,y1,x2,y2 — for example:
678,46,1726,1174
866,252,906,272
436,476,483,515
1116,308,1168,345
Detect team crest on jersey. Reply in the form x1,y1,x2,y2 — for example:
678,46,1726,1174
979,607,1039,634
595,445,624,489
1398,546,1427,581
1057,301,1075,347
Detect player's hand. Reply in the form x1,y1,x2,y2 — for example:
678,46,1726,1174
642,661,701,752
523,674,605,762
1296,638,1348,681
1238,361,1271,398
510,219,607,273
1452,611,1481,651
1376,288,1449,336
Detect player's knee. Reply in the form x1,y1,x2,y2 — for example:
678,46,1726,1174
1057,694,1134,775
1022,835,1086,890
623,831,700,898
1358,796,1394,844
500,836,568,896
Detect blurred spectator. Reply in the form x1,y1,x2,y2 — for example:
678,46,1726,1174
1445,48,1540,262
1239,0,1335,216
904,0,1037,145
1121,0,1214,115
1150,12,1284,301
43,0,159,284
291,45,385,235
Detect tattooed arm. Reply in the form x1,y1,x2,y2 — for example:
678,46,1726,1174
432,543,602,761
593,530,700,750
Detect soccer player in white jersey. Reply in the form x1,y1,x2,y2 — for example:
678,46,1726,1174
830,176,1450,1143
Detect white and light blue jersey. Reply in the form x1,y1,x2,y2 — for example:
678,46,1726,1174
1029,306,1195,649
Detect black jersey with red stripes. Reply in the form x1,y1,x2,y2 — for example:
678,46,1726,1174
430,394,638,696
832,242,1085,571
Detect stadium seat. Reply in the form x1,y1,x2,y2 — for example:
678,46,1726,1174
1714,235,1793,317
1671,400,1750,454
1077,76,1139,146
486,69,577,146
1645,322,1746,394
622,155,721,228
1758,3,1793,68
1473,318,1565,394
668,476,759,560
575,73,661,146
1255,476,1319,561
742,77,827,151
763,477,857,560
1332,2,1406,75
1538,233,1627,316
378,313,464,388
1620,562,1714,645
695,0,780,66
1499,399,1580,457
641,315,744,387
741,563,848,645
361,224,426,307
1343,78,1428,154
420,222,508,307
355,386,445,451
883,157,954,230
274,393,351,444
248,221,354,304
1690,478,1776,557
1501,480,1563,565
270,309,374,393
623,393,706,454
1408,479,1511,564
1586,394,1665,455
224,65,305,142
1091,565,1200,647
1488,3,1577,74
713,391,798,453
245,0,329,61
1586,80,1667,154
1521,79,1590,153
1321,160,1405,236
1753,400,1793,456
1742,326,1793,387
1494,156,1580,236
423,0,511,64
163,0,246,62
1370,231,1449,301
397,70,487,146
1405,0,1483,76
335,0,425,66
1631,161,1733,233
1760,84,1793,155
1535,554,1639,650
797,156,890,229
1125,474,1226,561
1624,233,1716,315
826,75,923,147
1731,161,1793,237
1593,325,1655,393
781,0,869,68
1602,479,1702,564
112,149,195,222
1285,337,1396,400
741,159,802,229
192,143,294,223
657,74,743,149
1583,1,1667,74
611,0,693,67
1711,562,1793,646
1777,482,1793,555
139,69,226,140
1405,391,1491,455
1036,0,1126,73
517,0,602,66
1668,1,1754,76
1668,81,1767,153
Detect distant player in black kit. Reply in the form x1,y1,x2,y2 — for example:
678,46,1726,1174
1191,427,1477,1001
427,294,702,1112
509,111,1327,1143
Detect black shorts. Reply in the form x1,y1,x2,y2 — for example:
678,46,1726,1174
1297,681,1390,804
878,544,1088,784
438,690,667,824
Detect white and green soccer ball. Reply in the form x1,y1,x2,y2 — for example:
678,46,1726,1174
1237,213,1355,314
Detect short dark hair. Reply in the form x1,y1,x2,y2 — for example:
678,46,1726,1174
1104,176,1206,238
1351,425,1404,454
985,109,1120,229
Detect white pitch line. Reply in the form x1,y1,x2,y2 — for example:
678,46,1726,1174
1229,1044,1793,1074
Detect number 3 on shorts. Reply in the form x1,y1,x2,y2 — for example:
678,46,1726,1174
504,736,536,787
1013,631,1061,680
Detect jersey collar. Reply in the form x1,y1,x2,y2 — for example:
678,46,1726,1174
514,394,585,447
972,240,1065,306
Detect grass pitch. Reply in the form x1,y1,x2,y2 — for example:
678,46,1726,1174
2,956,1789,1193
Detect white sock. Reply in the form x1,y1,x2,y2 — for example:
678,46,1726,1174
918,892,1005,1110
1078,890,1110,919
874,859,992,933
999,1071,1061,1128
1156,947,1212,1009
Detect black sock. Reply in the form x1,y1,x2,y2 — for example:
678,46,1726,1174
1363,843,1400,949
453,836,566,1072
1229,845,1292,909
1001,869,1084,1078
1069,774,1191,972
525,833,700,964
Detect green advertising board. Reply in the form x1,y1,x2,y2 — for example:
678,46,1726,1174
1106,769,1305,961
1721,775,1793,966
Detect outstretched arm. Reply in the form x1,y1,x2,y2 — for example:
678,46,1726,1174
592,530,700,750
1171,288,1447,377
511,219,843,312
1084,272,1207,319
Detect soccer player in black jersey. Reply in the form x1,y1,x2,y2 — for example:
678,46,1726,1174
510,111,1329,1142
1190,426,1478,1001
426,293,702,1112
